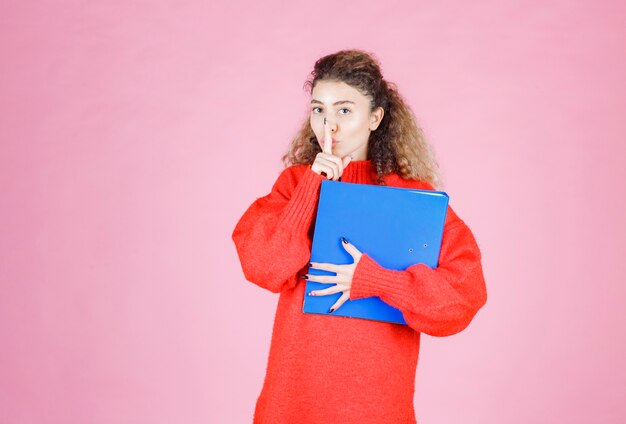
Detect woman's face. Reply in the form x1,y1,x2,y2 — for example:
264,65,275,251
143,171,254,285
310,80,384,161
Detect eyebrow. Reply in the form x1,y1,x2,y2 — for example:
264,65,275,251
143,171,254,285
310,99,356,106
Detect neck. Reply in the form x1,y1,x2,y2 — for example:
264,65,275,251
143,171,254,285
341,159,376,184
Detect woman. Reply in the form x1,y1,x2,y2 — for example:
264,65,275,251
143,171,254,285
232,49,487,424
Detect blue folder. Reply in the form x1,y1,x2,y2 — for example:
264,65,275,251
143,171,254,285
302,180,449,325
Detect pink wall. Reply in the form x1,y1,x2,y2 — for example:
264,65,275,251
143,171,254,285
1,1,625,423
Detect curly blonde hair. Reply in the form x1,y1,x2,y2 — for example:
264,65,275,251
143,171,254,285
281,49,442,188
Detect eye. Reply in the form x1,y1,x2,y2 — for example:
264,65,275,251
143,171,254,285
339,108,351,115
311,106,322,113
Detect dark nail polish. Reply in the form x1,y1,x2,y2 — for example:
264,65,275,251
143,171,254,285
341,237,348,244
301,275,308,279
338,177,342,182
308,263,312,267
329,307,335,313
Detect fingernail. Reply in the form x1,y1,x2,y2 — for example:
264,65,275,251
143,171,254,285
341,237,348,244
338,177,342,182
309,291,315,296
329,307,335,313
301,275,308,279
308,262,312,267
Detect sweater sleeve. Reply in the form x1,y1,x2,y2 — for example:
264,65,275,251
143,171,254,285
349,206,487,337
231,165,324,293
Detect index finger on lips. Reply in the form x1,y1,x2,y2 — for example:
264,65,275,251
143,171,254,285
323,117,332,154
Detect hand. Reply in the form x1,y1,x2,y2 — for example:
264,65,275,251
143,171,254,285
304,237,363,313
311,118,352,181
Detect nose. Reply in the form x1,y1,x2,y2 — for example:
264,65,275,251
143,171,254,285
324,117,338,132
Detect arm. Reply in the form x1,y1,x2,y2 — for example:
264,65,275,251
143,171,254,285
349,206,487,336
231,166,323,293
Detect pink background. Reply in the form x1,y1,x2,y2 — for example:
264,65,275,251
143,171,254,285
1,1,625,423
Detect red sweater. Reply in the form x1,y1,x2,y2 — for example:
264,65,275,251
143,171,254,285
232,160,487,424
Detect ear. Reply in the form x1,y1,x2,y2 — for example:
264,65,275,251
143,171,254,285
369,106,384,131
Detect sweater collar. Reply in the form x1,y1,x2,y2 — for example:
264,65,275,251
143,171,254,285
342,159,377,184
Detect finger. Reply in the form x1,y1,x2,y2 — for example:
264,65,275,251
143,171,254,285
308,284,346,297
316,162,336,180
302,273,338,284
342,155,352,169
341,236,362,258
322,153,344,179
323,117,332,154
315,156,340,180
309,261,344,274
317,153,344,180
329,291,350,313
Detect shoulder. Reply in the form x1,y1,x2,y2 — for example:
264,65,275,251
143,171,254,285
384,174,436,191
385,175,434,191
268,163,316,197
385,174,462,227
274,163,312,186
